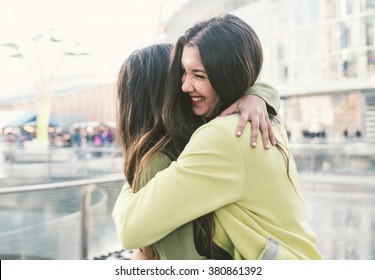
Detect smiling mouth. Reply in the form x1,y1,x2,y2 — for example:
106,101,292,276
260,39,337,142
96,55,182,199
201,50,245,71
191,97,204,104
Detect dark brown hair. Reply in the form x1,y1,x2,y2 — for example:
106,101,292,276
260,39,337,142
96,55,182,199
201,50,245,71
116,44,178,186
116,44,177,259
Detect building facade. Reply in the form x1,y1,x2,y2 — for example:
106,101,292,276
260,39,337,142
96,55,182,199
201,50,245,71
234,0,375,143
0,83,116,128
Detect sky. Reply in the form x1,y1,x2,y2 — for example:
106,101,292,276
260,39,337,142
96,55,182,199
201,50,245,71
0,0,189,98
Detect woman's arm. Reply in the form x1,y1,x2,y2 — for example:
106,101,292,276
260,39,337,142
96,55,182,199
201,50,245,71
127,153,172,259
112,119,245,249
245,82,280,116
131,153,205,260
219,82,280,149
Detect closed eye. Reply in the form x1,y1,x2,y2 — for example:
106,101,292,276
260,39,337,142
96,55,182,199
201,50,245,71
195,74,206,79
193,70,207,79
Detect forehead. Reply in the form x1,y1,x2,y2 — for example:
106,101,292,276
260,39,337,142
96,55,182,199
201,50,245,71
181,45,204,68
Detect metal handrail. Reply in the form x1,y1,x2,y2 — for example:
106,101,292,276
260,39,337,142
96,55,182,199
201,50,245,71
0,173,125,259
0,173,124,195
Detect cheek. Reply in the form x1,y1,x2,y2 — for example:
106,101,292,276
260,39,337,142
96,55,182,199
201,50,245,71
206,87,217,101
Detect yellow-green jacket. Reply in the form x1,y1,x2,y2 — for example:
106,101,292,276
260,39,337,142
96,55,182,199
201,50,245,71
113,114,324,259
114,81,281,260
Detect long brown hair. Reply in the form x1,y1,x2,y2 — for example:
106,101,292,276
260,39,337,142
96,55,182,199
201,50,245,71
116,44,178,186
116,44,177,259
163,14,263,259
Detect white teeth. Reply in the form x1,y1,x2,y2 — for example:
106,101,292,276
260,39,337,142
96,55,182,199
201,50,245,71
192,97,204,101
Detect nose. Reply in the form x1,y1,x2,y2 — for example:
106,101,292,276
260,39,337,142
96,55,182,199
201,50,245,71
181,74,193,93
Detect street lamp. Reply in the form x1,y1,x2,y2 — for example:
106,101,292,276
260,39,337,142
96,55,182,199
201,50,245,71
1,31,89,143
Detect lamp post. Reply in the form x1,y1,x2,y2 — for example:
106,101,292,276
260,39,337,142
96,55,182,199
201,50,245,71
2,31,89,143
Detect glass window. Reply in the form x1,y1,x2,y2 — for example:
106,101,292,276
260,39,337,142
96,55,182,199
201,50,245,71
308,0,320,23
277,45,284,61
365,16,374,46
326,0,337,19
340,0,356,15
327,54,339,79
366,0,375,10
367,50,375,76
329,23,340,52
346,0,355,14
293,0,303,25
340,22,350,49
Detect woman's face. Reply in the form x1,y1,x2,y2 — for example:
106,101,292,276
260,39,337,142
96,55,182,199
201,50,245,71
181,45,218,117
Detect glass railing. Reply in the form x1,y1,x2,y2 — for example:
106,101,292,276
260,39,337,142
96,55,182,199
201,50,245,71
0,145,123,184
290,142,375,175
0,174,124,260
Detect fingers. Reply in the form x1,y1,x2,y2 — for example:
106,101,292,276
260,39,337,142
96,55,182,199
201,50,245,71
250,113,279,149
223,96,276,150
236,113,249,136
249,114,260,147
267,118,277,146
237,113,275,150
219,104,238,117
259,117,270,150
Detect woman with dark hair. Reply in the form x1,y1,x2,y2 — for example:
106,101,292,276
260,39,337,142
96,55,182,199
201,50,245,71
115,42,280,259
113,14,323,260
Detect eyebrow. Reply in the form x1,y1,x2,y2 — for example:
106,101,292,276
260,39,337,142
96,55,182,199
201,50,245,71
193,69,207,74
181,64,207,74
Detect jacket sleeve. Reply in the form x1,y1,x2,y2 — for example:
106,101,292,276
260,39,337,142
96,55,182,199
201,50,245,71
129,153,205,259
244,82,280,116
112,121,245,249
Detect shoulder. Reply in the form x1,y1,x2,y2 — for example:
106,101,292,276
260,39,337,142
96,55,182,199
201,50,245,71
193,115,238,137
141,152,172,178
135,152,173,192
189,115,248,146
147,152,173,170
184,116,240,154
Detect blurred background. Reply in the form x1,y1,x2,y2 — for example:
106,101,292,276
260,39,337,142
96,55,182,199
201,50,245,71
0,0,374,260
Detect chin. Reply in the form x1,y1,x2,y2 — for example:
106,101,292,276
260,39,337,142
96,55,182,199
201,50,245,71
193,110,205,116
